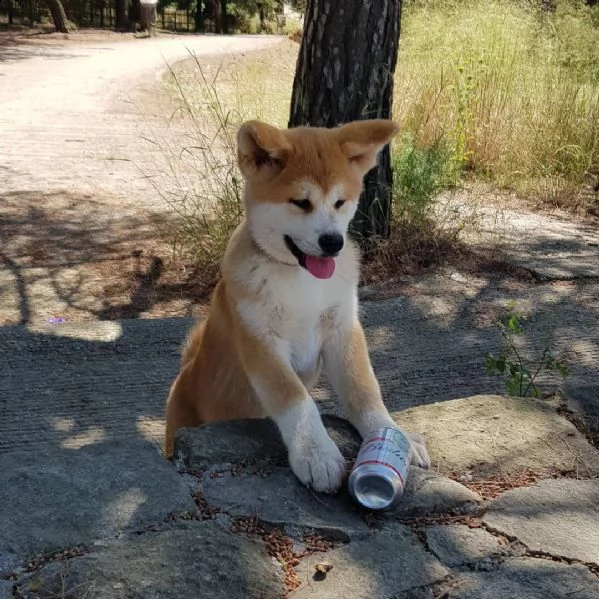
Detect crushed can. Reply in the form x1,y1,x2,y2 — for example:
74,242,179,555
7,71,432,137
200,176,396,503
348,426,412,510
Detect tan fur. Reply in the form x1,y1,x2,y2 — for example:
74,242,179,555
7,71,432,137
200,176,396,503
164,119,429,492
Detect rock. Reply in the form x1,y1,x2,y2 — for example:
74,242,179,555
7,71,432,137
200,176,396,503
188,414,482,534
562,384,599,444
175,418,287,469
448,557,599,598
0,440,195,575
483,478,599,564
15,522,282,599
394,395,599,479
290,523,449,598
175,414,362,470
202,467,369,538
0,581,13,599
425,525,507,567
390,468,481,517
203,465,480,534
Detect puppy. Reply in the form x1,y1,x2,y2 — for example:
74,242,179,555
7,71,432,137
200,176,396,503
164,119,430,493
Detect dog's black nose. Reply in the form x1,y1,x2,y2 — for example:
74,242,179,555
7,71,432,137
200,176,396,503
318,233,344,256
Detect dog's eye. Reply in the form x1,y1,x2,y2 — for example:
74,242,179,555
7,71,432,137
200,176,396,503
289,199,312,212
334,199,346,209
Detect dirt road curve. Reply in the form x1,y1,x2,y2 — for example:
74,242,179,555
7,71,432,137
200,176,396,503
0,33,279,202
0,33,281,325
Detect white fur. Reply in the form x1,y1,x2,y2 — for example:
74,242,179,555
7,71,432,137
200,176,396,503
274,399,346,493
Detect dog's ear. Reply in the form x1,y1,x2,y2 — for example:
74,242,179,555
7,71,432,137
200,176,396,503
337,119,400,176
237,120,291,176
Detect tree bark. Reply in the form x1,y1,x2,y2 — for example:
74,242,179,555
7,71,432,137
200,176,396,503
211,0,222,33
195,0,204,32
46,0,69,33
115,0,128,30
139,1,157,32
289,0,403,240
220,0,228,33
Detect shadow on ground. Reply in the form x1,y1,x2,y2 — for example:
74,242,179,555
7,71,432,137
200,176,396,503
0,189,206,325
0,297,597,596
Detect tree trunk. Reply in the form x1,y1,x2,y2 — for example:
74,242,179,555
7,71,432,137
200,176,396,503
46,0,69,33
139,1,157,32
289,0,402,241
220,0,228,33
259,5,265,32
115,0,128,30
195,0,204,32
211,0,222,33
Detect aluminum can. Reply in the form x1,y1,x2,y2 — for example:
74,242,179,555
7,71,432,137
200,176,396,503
348,427,412,510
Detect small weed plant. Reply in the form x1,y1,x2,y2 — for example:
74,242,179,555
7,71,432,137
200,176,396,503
392,132,454,227
486,304,569,398
358,131,466,279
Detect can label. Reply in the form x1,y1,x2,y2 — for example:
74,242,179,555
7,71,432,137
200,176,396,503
353,427,412,485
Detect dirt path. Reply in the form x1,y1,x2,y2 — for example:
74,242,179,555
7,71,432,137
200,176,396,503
0,32,281,325
0,32,279,199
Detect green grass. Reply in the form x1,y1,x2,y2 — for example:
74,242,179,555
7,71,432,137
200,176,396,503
395,0,599,207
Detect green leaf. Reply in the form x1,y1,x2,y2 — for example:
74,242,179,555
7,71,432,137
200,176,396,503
557,363,570,378
486,354,497,374
505,379,520,396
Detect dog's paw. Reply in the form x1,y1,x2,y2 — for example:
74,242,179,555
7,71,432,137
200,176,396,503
288,434,347,494
406,431,431,469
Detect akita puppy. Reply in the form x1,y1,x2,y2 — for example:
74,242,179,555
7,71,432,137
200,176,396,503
164,118,430,493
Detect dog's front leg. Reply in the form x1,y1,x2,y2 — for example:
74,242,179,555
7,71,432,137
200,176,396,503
236,325,346,494
322,320,431,469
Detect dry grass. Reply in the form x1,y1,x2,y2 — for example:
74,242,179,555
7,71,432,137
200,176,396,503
150,41,465,287
145,0,598,294
395,0,599,210
139,42,297,287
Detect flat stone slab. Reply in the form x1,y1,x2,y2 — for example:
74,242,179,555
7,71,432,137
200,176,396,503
0,440,195,576
395,395,599,479
425,524,508,567
483,478,599,565
203,466,369,538
443,194,599,280
179,417,479,529
15,522,282,599
175,414,362,469
0,581,12,599
203,465,480,537
448,557,599,598
290,524,449,598
391,469,480,517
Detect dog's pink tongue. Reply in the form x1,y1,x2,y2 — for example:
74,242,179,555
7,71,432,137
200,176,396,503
305,255,336,279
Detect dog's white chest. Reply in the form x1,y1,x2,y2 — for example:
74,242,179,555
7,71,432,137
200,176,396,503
274,276,330,366
239,266,345,373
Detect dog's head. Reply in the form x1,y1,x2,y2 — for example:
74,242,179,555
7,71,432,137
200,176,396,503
237,119,399,279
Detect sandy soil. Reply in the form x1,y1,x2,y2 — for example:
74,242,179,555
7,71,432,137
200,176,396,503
0,30,281,325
